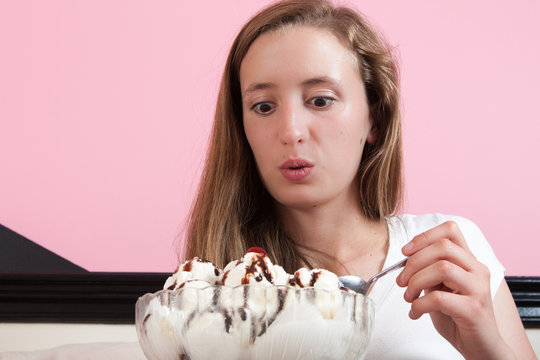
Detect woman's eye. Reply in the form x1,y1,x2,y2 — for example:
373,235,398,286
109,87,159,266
308,97,334,109
252,102,275,115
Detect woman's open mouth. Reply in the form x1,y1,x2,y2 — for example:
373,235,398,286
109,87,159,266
279,159,314,182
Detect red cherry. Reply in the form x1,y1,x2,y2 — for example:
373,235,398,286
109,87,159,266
246,247,267,256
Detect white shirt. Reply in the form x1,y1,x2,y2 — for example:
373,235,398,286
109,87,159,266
364,213,505,360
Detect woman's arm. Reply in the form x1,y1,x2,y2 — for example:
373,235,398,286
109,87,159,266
396,221,536,360
492,280,536,359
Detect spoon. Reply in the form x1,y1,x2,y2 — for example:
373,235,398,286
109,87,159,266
339,258,408,295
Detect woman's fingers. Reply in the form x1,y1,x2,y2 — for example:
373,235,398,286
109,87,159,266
397,220,492,318
408,290,478,321
402,221,471,257
408,285,493,325
397,237,479,288
403,261,478,302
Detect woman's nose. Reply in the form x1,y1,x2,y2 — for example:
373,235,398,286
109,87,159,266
278,103,308,145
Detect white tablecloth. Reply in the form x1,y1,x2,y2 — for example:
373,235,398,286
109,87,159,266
0,342,146,360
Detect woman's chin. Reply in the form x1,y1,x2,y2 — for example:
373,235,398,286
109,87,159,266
273,194,327,211
271,187,357,212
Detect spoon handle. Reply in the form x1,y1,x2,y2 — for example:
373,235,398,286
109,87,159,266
368,257,408,285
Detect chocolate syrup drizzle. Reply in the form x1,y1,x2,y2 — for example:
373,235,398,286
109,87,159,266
167,280,177,290
185,262,194,273
235,254,273,285
142,313,151,335
309,270,321,287
257,287,288,337
224,309,233,333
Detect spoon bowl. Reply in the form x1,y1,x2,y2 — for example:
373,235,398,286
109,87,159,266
339,258,408,295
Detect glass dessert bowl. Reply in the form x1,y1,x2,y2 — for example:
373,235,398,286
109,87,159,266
135,249,374,359
135,285,374,360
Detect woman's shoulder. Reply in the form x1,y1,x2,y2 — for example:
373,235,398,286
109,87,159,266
392,212,479,235
387,212,494,264
387,213,485,240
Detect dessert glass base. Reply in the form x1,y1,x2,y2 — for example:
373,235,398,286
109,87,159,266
136,285,374,360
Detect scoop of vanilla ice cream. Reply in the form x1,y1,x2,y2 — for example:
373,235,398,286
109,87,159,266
272,265,290,286
289,268,342,290
311,269,342,290
222,252,283,287
140,295,187,360
164,257,222,290
288,268,347,319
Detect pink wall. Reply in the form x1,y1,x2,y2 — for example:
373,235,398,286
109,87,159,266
1,0,539,274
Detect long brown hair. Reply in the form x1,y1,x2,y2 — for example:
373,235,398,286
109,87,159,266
183,0,402,272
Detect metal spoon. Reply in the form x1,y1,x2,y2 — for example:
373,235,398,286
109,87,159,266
339,258,408,295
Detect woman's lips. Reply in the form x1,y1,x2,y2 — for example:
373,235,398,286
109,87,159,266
279,159,314,182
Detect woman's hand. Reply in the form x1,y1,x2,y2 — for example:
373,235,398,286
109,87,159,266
396,221,515,360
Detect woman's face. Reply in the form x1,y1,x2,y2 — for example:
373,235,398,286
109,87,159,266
240,26,375,210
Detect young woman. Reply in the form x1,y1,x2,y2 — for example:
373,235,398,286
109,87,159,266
183,0,535,358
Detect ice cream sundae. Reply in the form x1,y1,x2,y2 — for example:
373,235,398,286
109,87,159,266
136,247,374,359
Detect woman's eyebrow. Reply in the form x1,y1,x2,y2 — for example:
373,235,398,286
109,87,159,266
243,76,342,98
301,76,342,88
243,82,276,98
